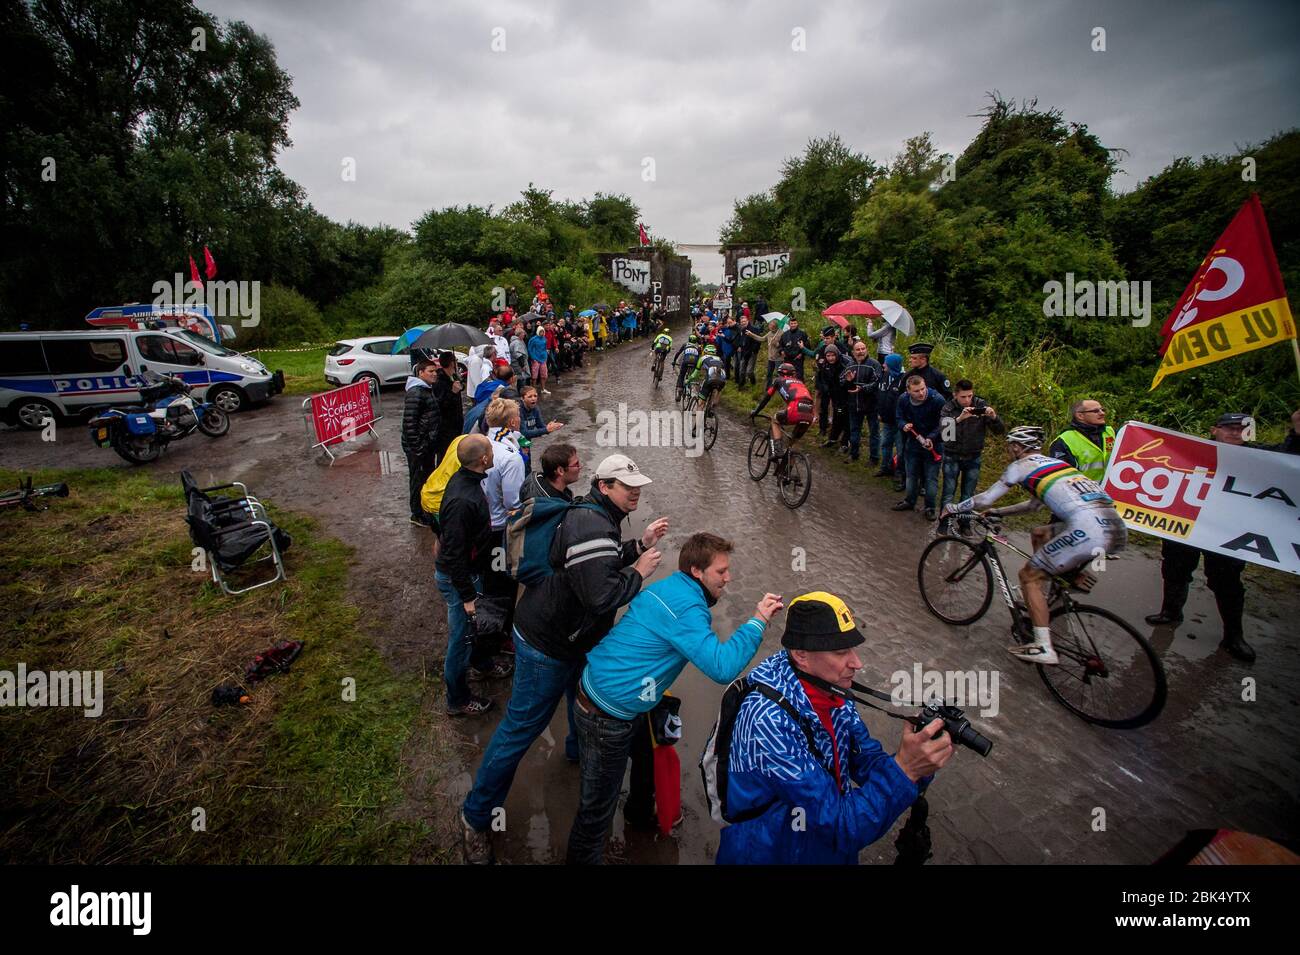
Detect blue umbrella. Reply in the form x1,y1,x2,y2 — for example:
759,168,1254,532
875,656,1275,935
392,324,434,354
578,309,598,317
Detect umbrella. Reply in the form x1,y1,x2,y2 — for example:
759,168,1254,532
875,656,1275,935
592,303,610,312
578,308,598,317
825,314,851,331
410,323,492,353
519,310,543,325
869,299,916,336
823,299,883,318
392,324,434,354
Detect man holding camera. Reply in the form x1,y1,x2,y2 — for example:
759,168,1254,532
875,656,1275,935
717,593,954,865
939,379,1004,535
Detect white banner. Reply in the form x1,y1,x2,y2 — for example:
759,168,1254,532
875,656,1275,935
736,251,790,282
611,258,651,294
1101,421,1300,575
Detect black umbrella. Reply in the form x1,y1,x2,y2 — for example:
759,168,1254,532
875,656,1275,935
519,310,543,325
593,303,610,312
410,322,492,352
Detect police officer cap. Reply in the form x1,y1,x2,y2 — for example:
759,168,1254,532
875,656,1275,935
1215,412,1251,428
909,342,934,356
781,592,865,651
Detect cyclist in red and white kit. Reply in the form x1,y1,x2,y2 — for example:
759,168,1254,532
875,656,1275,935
749,362,815,475
942,425,1127,665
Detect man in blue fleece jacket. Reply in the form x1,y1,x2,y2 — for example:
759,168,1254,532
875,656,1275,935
893,374,947,519
566,532,784,864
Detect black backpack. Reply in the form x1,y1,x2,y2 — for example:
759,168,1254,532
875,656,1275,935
699,676,830,825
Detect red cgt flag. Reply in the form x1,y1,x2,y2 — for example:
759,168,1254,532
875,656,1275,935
1152,194,1295,389
638,222,650,247
203,246,217,280
188,255,201,286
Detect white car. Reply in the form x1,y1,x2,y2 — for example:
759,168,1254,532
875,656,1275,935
325,337,467,388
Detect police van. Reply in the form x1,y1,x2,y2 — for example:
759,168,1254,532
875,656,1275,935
0,326,284,429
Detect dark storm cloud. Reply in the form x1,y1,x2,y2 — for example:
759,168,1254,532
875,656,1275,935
203,0,1300,243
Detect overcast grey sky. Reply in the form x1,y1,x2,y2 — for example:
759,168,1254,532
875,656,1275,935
206,0,1300,248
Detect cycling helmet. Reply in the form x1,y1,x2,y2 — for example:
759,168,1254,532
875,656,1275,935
688,334,699,344
777,362,796,377
1005,426,1044,449
703,344,717,355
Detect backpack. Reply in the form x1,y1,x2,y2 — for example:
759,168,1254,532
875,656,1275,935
699,676,827,826
420,435,465,517
503,496,601,586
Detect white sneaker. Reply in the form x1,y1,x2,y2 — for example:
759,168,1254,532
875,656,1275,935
543,389,552,396
1007,642,1059,665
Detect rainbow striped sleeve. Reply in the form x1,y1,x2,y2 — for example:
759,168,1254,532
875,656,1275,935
1022,460,1079,496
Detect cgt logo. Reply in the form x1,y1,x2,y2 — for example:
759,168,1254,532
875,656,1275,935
1106,428,1216,537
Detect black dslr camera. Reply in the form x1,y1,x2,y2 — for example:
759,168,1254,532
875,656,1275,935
914,701,992,757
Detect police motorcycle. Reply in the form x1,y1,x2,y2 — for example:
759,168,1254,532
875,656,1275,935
87,372,230,464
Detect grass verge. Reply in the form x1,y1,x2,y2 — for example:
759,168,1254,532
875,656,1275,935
0,466,430,863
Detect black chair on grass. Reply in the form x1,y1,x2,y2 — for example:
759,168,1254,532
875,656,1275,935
181,470,290,595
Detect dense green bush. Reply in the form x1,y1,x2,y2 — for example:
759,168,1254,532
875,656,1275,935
239,284,328,347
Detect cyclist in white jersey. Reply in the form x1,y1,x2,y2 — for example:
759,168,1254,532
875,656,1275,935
942,426,1127,664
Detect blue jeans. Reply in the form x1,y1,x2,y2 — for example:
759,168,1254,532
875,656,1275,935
436,570,486,709
846,407,866,459
941,454,982,512
878,417,904,473
462,629,582,832
904,442,940,509
565,705,648,864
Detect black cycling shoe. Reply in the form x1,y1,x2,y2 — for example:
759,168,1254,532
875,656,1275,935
1144,610,1184,626
923,508,937,521
892,500,914,511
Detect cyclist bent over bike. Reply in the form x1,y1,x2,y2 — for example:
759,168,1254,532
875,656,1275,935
651,330,673,372
672,335,702,396
749,362,815,475
942,426,1127,665
688,344,727,409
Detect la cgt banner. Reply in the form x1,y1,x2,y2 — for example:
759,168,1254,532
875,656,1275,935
1151,194,1295,390
1102,421,1300,575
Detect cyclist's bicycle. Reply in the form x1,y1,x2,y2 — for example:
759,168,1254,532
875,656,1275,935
746,413,812,509
683,381,719,451
652,350,667,388
0,476,70,513
916,513,1165,729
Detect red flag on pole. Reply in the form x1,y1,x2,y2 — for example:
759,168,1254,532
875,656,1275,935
188,255,201,286
203,246,217,280
638,222,650,247
1151,194,1296,389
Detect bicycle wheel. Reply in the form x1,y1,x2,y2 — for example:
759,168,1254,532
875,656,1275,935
703,409,718,450
1038,603,1167,729
747,431,770,480
674,381,685,404
916,536,994,625
778,452,812,508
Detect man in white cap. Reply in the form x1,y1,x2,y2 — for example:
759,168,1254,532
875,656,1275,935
460,453,669,863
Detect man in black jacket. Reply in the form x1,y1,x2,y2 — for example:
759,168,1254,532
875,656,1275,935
402,359,441,525
460,454,668,863
907,342,952,401
434,435,499,717
842,340,882,464
430,352,464,465
778,318,813,381
937,379,1004,534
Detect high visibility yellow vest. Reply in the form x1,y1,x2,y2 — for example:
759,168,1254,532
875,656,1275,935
1057,426,1115,483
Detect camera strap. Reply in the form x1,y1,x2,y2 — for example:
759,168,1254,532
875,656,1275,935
788,664,927,731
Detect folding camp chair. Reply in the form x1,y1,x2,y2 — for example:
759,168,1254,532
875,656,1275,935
180,470,290,595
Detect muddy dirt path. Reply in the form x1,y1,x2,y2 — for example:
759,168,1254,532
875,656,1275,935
4,344,1297,865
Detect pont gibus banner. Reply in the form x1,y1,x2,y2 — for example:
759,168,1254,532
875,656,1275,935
1101,421,1299,575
